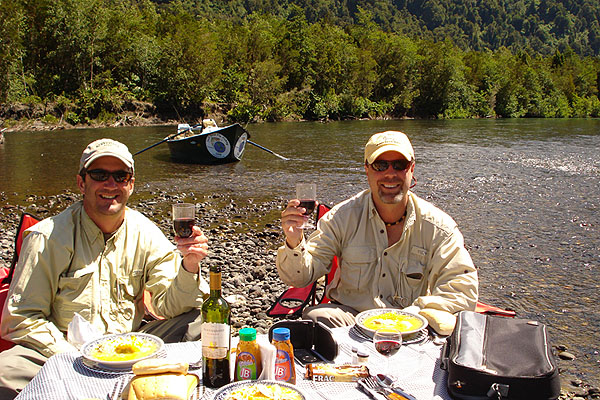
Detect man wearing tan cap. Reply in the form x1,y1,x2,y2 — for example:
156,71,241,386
0,139,208,398
277,131,478,328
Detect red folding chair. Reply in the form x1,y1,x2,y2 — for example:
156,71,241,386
267,204,516,319
1,213,41,351
267,204,338,318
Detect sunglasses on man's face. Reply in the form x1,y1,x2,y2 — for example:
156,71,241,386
85,169,133,183
369,159,412,172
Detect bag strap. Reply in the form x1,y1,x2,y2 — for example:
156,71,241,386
487,383,510,399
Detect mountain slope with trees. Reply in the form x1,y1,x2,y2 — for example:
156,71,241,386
1,0,599,128
170,0,600,57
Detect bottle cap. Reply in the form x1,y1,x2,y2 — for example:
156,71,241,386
239,327,257,341
272,327,291,341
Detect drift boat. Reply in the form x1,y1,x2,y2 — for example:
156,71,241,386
167,119,249,164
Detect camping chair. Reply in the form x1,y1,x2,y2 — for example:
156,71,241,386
0,212,41,351
267,204,338,318
267,204,516,319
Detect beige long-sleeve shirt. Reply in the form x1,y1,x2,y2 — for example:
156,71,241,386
1,201,208,357
276,190,478,313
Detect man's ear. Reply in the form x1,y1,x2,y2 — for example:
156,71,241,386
76,174,85,194
128,177,135,196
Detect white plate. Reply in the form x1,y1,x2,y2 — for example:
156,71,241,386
212,380,307,400
355,308,428,338
81,332,164,371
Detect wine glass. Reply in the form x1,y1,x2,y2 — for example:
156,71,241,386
172,203,196,238
296,183,317,229
373,327,402,376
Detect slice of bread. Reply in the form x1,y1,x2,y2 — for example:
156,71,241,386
127,373,198,400
419,308,456,336
131,359,189,376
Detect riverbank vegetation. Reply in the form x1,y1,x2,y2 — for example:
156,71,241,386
1,0,600,129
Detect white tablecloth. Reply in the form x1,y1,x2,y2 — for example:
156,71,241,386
15,326,450,400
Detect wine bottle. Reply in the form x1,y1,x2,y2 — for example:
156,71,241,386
201,265,231,388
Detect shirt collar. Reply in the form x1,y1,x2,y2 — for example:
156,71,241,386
77,201,128,245
367,189,415,226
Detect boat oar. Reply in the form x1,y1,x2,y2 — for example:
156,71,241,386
247,140,289,161
133,124,200,156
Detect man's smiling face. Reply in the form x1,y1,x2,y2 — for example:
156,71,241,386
77,156,134,226
365,151,414,205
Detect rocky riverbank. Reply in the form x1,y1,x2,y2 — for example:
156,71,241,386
0,191,598,399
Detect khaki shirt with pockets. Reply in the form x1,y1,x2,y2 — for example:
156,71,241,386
0,201,208,357
276,190,478,313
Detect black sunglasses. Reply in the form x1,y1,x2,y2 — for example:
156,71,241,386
85,169,133,183
369,159,412,172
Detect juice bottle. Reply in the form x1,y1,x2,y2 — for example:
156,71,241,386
234,327,262,381
272,327,296,384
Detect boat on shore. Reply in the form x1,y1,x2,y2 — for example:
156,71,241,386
167,119,249,164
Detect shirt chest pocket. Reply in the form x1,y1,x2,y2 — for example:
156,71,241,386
117,269,144,301
339,247,376,290
57,267,95,308
404,246,428,284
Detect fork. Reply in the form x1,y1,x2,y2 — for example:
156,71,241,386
360,376,413,400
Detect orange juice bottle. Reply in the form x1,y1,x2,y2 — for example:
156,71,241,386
272,327,296,384
234,327,262,381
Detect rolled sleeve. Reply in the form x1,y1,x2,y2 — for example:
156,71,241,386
413,229,478,313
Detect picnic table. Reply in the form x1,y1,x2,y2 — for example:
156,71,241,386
15,326,451,400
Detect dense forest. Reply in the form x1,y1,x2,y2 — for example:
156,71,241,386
1,0,599,126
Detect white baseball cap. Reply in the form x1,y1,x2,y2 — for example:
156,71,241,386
79,138,134,172
364,131,414,164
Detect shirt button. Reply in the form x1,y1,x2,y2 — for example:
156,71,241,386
384,252,388,256
379,294,383,299
293,253,298,257
380,229,385,234
382,273,386,278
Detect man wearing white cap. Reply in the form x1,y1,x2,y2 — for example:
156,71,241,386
0,139,209,398
277,131,478,327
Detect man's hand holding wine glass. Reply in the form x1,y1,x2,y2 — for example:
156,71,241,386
172,203,208,274
281,183,317,249
175,226,209,274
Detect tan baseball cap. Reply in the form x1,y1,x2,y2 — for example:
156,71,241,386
79,138,134,172
364,131,414,164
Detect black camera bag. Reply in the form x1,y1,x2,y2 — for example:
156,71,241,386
441,311,560,400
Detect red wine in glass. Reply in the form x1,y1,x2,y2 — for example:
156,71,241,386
173,218,195,238
375,340,402,357
298,199,316,216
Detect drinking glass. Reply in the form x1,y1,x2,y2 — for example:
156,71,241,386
172,203,196,238
373,328,402,376
295,183,317,229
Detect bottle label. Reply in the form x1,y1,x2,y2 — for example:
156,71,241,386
235,351,257,380
202,322,230,358
274,349,293,382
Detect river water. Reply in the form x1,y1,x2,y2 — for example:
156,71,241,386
1,119,599,387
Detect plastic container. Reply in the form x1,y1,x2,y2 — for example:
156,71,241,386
234,327,262,381
271,327,296,384
357,350,370,365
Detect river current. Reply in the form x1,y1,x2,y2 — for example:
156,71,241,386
1,119,599,386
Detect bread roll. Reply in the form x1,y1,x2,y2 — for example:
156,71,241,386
128,373,198,400
132,359,189,376
419,308,456,336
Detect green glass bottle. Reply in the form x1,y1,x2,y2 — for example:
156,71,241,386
201,265,231,388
